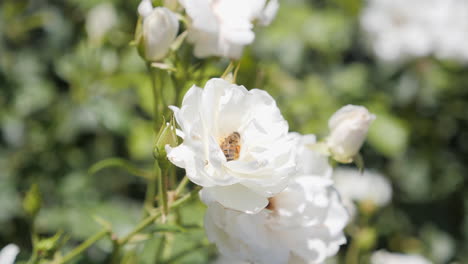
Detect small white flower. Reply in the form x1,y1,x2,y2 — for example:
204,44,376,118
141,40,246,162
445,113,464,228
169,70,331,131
138,0,154,17
167,78,295,213
370,250,432,264
86,3,118,43
202,176,349,264
178,0,279,59
290,133,332,179
138,1,179,61
334,168,392,209
327,105,375,163
0,244,19,264
361,0,468,62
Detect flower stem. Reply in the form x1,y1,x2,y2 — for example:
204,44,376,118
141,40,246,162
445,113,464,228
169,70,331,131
174,176,190,197
161,242,211,264
119,210,162,245
345,237,360,264
53,229,110,264
155,234,167,263
143,161,160,217
118,187,200,246
148,64,163,129
158,160,169,219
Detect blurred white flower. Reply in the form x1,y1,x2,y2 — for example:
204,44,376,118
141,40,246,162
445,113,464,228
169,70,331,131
327,105,375,163
178,0,279,59
138,1,179,61
361,0,468,62
0,244,19,264
167,78,295,213
202,175,348,264
212,255,248,264
370,250,432,264
291,133,332,179
334,168,392,210
86,3,118,43
138,0,154,17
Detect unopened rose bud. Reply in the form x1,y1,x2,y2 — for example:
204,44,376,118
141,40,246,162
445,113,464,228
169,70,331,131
327,105,375,163
154,121,178,159
137,3,179,62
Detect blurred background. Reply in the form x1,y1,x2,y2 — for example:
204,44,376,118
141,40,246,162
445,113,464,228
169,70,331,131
1,0,467,263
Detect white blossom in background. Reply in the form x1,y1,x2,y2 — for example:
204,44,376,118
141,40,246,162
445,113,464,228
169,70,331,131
361,0,468,62
333,168,392,217
167,78,295,213
137,0,179,61
370,250,432,264
327,105,375,163
86,3,118,43
291,133,333,179
0,244,19,264
202,133,349,264
178,0,279,59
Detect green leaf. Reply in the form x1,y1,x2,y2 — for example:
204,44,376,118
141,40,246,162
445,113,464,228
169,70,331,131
89,158,154,180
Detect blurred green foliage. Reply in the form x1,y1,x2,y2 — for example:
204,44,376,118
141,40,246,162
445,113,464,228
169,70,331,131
1,0,467,263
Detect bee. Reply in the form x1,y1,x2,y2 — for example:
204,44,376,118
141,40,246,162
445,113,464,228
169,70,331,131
220,132,241,161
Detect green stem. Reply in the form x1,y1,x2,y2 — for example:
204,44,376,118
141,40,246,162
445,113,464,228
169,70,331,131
53,229,110,264
171,73,184,107
158,160,169,219
118,187,200,246
109,237,121,264
143,161,160,217
155,234,167,263
161,242,210,264
174,176,189,198
26,250,38,264
148,64,163,128
345,237,360,264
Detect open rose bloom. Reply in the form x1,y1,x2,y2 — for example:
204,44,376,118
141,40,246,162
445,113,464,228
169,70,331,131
167,78,295,213
179,0,279,59
201,133,349,264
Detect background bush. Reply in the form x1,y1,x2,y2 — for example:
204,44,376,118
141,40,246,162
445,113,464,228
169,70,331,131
1,0,466,263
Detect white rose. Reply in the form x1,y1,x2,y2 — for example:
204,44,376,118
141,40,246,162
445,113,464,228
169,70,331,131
202,176,349,264
327,105,375,163
167,78,295,213
86,3,118,43
370,250,432,264
138,1,179,61
290,133,332,179
0,244,19,264
333,168,392,218
179,0,279,59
